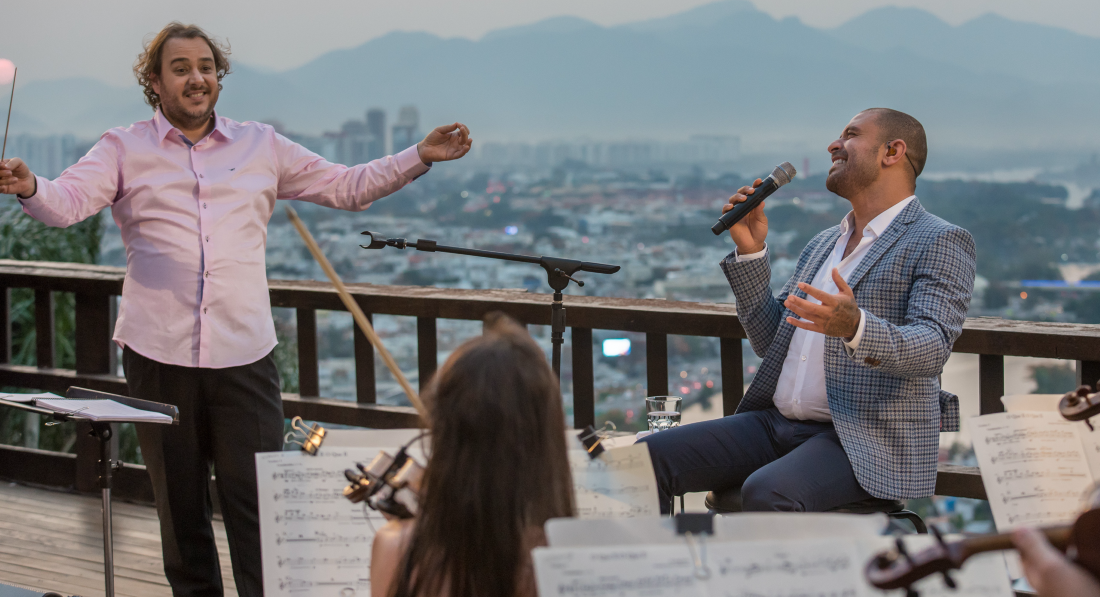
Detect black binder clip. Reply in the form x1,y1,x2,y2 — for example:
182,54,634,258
576,421,616,459
284,416,326,455
676,513,714,580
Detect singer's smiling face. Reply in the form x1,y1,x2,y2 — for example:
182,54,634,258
825,112,882,199
150,38,221,134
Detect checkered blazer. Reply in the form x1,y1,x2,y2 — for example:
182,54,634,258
721,199,976,500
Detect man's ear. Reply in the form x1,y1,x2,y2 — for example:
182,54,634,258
149,72,162,98
883,139,907,166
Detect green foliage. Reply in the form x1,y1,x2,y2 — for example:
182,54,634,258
0,201,107,454
273,310,299,394
1031,363,1077,394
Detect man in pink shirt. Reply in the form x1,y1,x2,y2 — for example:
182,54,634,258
0,22,471,597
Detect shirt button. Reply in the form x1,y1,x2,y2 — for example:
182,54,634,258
801,355,807,361
203,203,207,209
204,271,210,278
199,174,204,178
203,307,208,314
205,236,210,242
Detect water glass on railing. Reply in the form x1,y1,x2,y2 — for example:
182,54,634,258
646,396,682,433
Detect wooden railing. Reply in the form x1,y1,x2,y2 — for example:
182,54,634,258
1,259,1099,504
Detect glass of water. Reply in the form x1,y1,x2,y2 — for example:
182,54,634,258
646,396,683,432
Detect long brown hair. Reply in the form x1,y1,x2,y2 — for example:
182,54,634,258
391,313,574,597
133,22,232,111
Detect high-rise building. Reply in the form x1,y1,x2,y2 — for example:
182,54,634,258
366,109,386,160
391,105,421,154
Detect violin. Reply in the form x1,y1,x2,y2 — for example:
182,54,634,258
865,508,1100,596
1061,384,1100,431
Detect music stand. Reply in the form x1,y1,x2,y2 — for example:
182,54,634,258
0,387,178,597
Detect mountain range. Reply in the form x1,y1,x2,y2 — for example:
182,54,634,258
8,1,1100,153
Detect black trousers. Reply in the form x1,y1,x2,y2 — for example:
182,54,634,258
125,346,283,597
638,407,872,514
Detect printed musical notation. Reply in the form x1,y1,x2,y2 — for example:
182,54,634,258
258,447,392,597
533,544,703,597
569,443,661,519
971,411,1095,532
533,534,1012,597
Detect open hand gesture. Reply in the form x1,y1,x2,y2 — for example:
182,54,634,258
783,268,861,340
417,123,472,164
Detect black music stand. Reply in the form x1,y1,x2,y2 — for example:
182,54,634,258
0,387,178,597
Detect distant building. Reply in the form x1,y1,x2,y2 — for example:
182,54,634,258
391,105,421,154
366,109,386,160
8,134,89,179
477,135,740,167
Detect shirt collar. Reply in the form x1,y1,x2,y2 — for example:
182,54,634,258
839,195,917,239
153,109,233,143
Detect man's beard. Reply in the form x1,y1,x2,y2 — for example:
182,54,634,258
825,153,878,199
160,86,218,131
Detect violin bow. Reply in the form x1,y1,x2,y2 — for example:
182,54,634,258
284,204,427,419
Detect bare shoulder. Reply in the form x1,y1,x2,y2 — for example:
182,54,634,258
371,519,415,597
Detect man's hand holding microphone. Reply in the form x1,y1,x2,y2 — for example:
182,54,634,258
721,164,861,341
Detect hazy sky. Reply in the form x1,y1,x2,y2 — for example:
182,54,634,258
3,0,1100,86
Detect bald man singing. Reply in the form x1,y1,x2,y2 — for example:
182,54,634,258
640,108,975,515
0,22,471,597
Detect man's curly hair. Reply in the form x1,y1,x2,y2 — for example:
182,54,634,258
133,22,231,112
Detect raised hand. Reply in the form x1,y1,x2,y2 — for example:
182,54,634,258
0,158,36,198
783,268,861,340
416,123,472,164
724,178,767,254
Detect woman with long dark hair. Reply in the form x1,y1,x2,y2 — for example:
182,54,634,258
371,314,575,597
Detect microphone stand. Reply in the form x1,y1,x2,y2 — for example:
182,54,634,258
360,231,620,380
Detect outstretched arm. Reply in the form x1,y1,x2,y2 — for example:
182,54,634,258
276,123,472,211
0,138,121,228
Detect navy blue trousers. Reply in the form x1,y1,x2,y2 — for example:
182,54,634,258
637,408,872,514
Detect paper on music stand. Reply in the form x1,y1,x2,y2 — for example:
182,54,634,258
0,391,61,403
257,448,389,597
35,398,173,423
569,443,661,519
533,543,704,597
971,411,1095,530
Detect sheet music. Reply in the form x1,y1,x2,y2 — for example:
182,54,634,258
533,543,705,597
569,443,661,519
707,538,864,597
257,448,387,597
971,411,1095,529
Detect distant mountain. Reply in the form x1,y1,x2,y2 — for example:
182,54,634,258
8,0,1100,154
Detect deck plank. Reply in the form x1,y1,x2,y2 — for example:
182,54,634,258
0,483,237,597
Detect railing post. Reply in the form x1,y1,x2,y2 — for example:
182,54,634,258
296,308,319,397
353,310,376,404
979,354,1005,415
417,317,437,391
74,292,112,375
571,327,594,429
0,287,10,364
720,337,744,416
646,333,668,397
35,290,55,368
1077,360,1100,391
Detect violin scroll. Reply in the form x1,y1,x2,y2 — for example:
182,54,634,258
1060,384,1100,431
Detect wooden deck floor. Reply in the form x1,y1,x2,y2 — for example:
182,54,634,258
0,482,236,597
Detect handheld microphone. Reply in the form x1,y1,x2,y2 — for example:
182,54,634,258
711,162,797,235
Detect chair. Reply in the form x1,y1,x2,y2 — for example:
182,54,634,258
703,487,928,533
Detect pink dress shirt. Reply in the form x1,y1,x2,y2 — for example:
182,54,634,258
19,110,430,368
